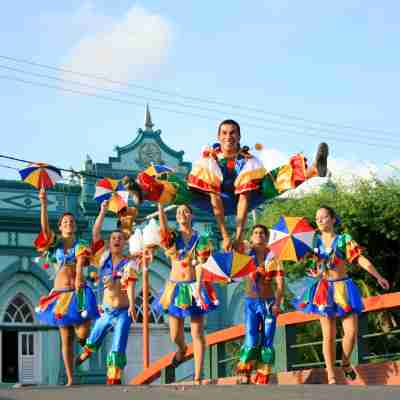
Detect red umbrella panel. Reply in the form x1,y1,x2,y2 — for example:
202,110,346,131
268,216,315,262
202,251,256,283
19,163,62,189
94,178,129,214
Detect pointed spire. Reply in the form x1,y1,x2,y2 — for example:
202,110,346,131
144,103,154,131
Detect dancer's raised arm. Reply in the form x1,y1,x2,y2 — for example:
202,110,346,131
93,200,109,243
158,203,169,234
39,188,51,239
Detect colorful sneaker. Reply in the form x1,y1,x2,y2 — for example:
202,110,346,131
253,371,269,384
75,348,92,366
107,378,122,385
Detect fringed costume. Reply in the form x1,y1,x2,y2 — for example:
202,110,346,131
134,145,311,215
237,248,284,383
80,239,139,384
152,229,219,318
291,233,364,317
34,231,99,325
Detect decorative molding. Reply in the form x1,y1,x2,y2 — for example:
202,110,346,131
0,193,55,211
84,129,192,177
8,232,18,247
135,142,164,169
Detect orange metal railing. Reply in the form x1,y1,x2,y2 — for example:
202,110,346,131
130,292,400,385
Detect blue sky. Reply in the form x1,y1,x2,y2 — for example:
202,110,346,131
1,1,400,181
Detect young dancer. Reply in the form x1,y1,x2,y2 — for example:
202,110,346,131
76,200,142,384
35,188,99,385
153,203,219,384
236,224,284,384
291,206,389,383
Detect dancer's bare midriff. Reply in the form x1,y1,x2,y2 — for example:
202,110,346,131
323,263,348,280
169,260,196,282
54,265,77,290
103,277,130,309
244,277,275,300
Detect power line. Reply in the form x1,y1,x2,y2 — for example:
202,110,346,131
0,163,19,171
1,54,398,138
0,161,76,185
2,63,400,146
0,153,104,179
1,73,400,151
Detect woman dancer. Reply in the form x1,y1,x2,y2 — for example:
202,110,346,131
291,206,389,384
153,203,219,384
35,188,99,385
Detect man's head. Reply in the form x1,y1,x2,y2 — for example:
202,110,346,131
109,230,126,255
218,119,241,155
250,224,269,246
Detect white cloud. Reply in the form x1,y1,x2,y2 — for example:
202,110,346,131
259,148,289,171
258,148,399,185
59,4,173,89
328,157,379,183
36,2,115,47
383,160,400,176
71,2,115,30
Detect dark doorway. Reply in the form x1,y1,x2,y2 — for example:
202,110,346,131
2,330,18,382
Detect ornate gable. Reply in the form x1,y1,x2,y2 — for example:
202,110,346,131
84,105,191,179
80,105,192,214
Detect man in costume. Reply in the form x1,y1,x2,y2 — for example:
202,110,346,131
76,200,141,384
126,119,329,251
236,224,284,384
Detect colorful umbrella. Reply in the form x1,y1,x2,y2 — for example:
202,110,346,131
19,163,62,189
144,164,174,178
268,216,315,261
202,251,256,283
94,178,129,213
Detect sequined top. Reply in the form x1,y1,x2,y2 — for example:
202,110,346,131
34,230,91,270
244,244,284,297
90,239,139,289
248,247,284,280
311,233,362,272
160,229,212,269
187,144,266,195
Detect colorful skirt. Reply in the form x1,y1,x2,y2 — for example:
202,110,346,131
291,276,364,318
152,280,219,318
36,285,99,326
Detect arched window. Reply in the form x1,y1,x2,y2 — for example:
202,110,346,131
3,294,34,323
135,290,164,324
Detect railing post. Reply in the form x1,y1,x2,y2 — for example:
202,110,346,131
211,342,226,379
160,365,175,384
274,324,297,372
350,313,369,366
203,345,213,381
142,262,150,369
